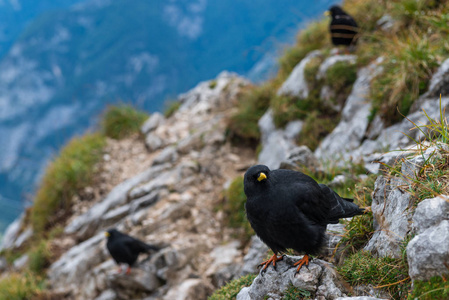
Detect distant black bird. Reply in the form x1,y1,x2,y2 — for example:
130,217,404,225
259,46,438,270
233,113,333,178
325,5,358,48
105,228,160,274
244,165,364,273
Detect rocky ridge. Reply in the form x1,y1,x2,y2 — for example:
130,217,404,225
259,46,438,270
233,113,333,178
1,50,449,299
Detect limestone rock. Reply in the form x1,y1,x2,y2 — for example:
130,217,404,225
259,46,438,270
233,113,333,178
407,220,449,280
412,195,449,234
164,278,213,300
315,58,382,161
279,146,320,171
0,213,24,250
376,14,395,32
317,55,356,79
238,236,269,276
141,112,165,135
49,234,106,292
13,254,29,270
258,109,303,169
237,256,347,300
152,146,178,166
364,176,413,258
277,50,322,98
65,163,170,240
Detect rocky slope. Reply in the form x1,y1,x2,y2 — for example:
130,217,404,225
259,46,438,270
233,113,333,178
0,0,340,232
2,9,449,300
2,51,448,299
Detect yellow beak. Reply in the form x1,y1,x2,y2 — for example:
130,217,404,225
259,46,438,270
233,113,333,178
104,232,110,237
324,11,330,16
257,172,267,182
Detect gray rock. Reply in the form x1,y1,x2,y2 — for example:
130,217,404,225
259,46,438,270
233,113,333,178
13,254,29,270
101,204,130,225
424,58,449,98
65,164,170,240
145,133,164,152
315,262,347,299
376,14,395,32
364,176,413,258
0,213,24,250
95,289,117,300
239,236,269,276
325,223,346,259
13,226,32,249
407,220,449,280
258,109,303,169
279,146,320,171
206,241,241,279
237,287,251,300
141,112,165,135
130,190,160,213
317,55,356,79
357,97,449,156
412,195,449,234
315,58,382,161
49,233,106,291
152,146,178,165
277,50,322,98
163,278,212,300
237,257,347,300
107,268,162,294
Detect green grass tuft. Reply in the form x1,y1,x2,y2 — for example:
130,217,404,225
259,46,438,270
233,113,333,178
101,104,148,139
299,111,340,151
409,276,449,300
338,251,410,299
31,133,106,235
282,284,312,300
28,240,51,274
0,272,44,300
325,61,357,96
208,274,256,300
223,176,254,242
227,83,272,143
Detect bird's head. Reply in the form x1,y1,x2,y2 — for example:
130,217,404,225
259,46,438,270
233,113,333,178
104,228,118,238
244,165,270,196
325,5,346,18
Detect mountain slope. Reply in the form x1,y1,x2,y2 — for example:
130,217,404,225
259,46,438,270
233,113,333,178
0,0,339,232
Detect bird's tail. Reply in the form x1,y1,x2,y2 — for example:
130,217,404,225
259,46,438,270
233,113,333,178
144,243,160,252
319,184,366,223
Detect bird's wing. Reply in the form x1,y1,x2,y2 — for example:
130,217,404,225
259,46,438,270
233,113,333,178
122,236,159,253
291,182,331,225
318,184,364,223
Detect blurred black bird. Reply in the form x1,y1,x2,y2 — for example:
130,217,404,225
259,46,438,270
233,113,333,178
105,228,160,274
325,5,358,49
244,165,364,273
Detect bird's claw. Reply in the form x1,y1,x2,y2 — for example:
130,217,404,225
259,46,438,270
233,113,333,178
258,254,283,273
293,254,310,274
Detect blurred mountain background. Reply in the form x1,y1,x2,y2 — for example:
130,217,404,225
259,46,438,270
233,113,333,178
0,0,338,234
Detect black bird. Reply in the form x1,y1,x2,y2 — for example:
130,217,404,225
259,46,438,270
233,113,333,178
105,228,160,274
325,5,358,49
244,165,364,273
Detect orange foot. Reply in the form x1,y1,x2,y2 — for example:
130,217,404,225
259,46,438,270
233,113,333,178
125,266,132,275
293,254,310,273
258,254,284,272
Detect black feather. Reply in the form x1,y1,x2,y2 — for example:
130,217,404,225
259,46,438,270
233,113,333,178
328,5,358,47
106,228,160,267
244,165,364,256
